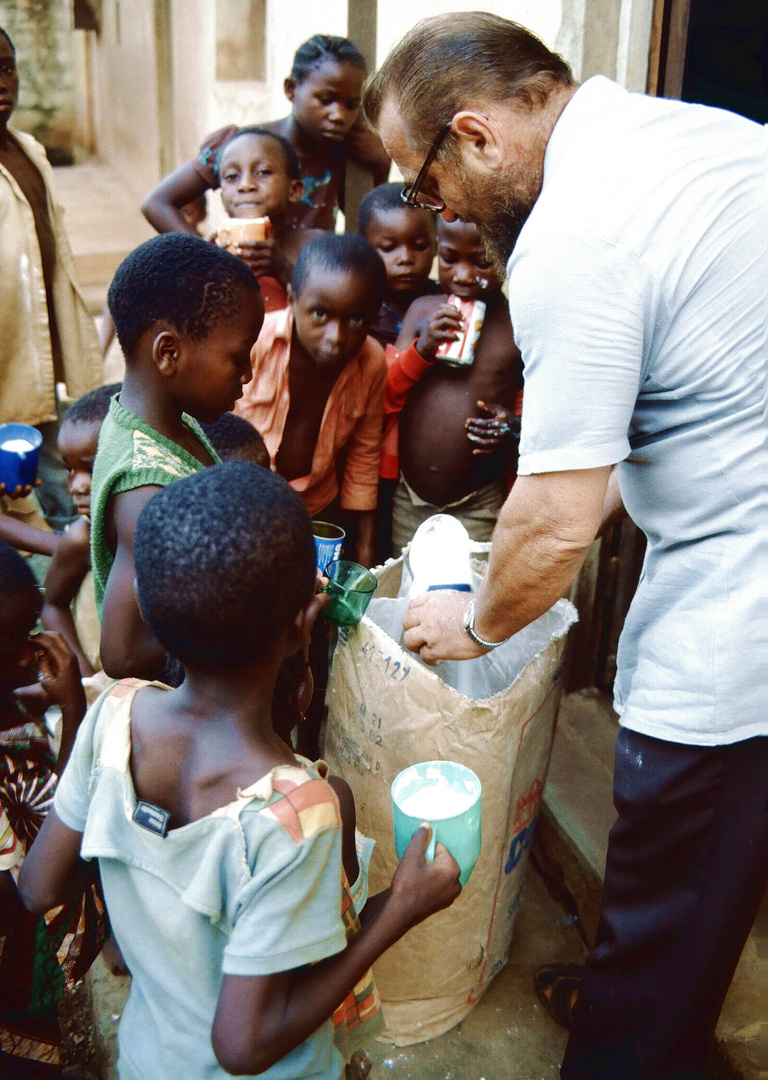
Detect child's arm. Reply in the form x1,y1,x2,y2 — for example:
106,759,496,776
0,511,59,556
211,826,459,1075
340,360,387,568
141,162,210,234
345,117,391,186
18,810,94,915
100,486,168,680
41,518,95,677
32,631,88,771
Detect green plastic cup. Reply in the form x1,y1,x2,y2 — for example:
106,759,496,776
322,559,377,627
392,761,482,887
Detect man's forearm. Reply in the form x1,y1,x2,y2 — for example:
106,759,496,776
473,469,610,643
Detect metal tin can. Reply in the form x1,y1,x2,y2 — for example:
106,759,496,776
436,297,486,368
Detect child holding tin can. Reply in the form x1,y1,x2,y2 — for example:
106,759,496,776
384,219,523,554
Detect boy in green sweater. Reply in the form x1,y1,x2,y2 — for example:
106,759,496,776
91,233,264,680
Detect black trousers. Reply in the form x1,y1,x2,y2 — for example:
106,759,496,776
561,729,768,1080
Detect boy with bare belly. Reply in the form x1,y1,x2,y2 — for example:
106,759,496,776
390,219,523,551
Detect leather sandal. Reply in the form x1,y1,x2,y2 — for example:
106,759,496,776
534,963,583,1028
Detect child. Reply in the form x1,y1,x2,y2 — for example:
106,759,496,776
200,412,269,468
19,462,460,1079
0,541,107,1075
142,35,390,236
0,490,58,558
213,126,323,311
92,232,264,681
359,182,438,348
42,383,121,682
389,219,523,552
235,233,387,569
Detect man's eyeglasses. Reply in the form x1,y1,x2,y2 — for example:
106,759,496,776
400,121,452,213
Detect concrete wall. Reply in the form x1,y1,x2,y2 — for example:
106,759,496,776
0,0,77,162
88,0,162,200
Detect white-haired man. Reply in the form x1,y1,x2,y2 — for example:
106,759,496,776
365,13,767,1080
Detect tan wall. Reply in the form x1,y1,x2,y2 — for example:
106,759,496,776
88,0,162,201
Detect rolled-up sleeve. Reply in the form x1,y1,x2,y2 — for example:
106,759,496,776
339,351,386,511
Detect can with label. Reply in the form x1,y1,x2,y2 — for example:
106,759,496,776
436,296,486,368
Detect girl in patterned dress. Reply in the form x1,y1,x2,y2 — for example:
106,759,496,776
0,543,106,1077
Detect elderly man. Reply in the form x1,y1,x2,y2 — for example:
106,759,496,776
365,13,767,1080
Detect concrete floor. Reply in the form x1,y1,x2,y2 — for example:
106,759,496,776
88,863,586,1079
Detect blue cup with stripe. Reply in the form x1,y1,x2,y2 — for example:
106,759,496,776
312,521,345,573
0,423,43,492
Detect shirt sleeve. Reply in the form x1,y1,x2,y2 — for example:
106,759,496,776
510,233,658,475
384,342,434,418
223,816,347,976
53,689,110,833
193,124,239,189
340,347,387,511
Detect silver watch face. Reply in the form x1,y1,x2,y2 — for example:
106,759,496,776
462,599,474,631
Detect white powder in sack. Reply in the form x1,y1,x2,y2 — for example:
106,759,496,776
1,439,34,453
398,782,476,820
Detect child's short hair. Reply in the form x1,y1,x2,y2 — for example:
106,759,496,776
213,126,301,183
0,541,37,596
293,234,386,308
63,383,121,427
200,414,269,468
291,35,366,82
358,182,435,239
107,233,261,357
0,27,15,54
134,462,315,668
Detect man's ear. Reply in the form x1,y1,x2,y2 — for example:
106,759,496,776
152,331,180,377
451,110,505,173
287,179,304,204
284,77,296,103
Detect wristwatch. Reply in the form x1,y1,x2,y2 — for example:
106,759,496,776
462,599,512,650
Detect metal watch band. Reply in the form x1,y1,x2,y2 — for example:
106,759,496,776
462,599,511,650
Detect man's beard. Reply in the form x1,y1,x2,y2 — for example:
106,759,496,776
455,165,540,278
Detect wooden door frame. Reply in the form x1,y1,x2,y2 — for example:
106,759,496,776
647,0,692,97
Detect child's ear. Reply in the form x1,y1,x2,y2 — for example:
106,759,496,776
284,77,296,103
291,590,328,650
152,331,180,377
286,284,294,310
287,179,304,204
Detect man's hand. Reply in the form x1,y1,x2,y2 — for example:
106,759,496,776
402,591,487,664
416,302,464,360
465,401,520,456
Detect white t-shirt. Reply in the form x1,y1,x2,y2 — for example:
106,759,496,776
510,76,767,745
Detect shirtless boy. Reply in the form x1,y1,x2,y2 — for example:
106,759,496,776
391,219,523,550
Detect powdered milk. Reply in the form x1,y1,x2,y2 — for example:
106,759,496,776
398,781,476,820
2,439,34,454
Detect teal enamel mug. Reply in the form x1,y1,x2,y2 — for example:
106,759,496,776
392,761,482,887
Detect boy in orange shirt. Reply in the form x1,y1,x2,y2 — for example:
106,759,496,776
235,233,386,569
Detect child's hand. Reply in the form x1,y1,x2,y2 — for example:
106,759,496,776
465,401,520,455
0,479,41,498
387,824,461,931
33,631,86,719
235,238,289,283
416,302,464,360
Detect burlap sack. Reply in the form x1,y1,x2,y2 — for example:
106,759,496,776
324,554,576,1045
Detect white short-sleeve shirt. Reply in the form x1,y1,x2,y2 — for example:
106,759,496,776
509,77,767,745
